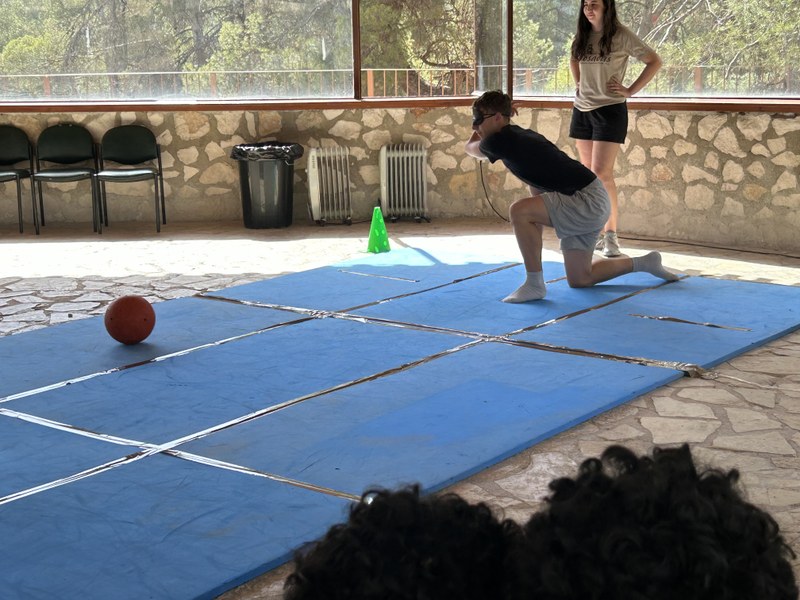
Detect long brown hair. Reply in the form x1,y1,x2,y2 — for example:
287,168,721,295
570,0,621,59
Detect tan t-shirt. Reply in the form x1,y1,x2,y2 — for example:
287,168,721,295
574,24,654,112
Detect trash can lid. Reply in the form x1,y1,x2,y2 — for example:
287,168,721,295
230,142,305,161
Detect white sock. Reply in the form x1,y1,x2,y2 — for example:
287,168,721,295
503,271,546,303
632,251,679,281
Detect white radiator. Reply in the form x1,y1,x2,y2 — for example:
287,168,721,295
379,144,430,222
307,147,353,225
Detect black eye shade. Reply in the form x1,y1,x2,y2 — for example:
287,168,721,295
472,108,490,126
472,108,510,127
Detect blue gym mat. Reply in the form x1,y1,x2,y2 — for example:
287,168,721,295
7,319,461,445
515,276,800,368
208,247,517,311
180,342,679,496
0,296,305,398
0,454,351,600
350,263,668,336
1,246,798,599
0,414,139,499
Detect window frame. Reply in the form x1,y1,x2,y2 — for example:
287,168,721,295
1,0,798,114
2,96,797,114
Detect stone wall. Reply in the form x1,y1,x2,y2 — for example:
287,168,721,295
1,107,798,253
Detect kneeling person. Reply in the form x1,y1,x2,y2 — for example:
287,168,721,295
465,90,677,302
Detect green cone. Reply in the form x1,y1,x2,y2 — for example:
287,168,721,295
367,206,391,253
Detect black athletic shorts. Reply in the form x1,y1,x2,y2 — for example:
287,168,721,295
569,102,628,144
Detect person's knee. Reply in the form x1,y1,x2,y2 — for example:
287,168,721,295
567,273,593,288
508,200,528,223
594,168,615,184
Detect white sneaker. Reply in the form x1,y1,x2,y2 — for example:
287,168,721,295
594,233,605,252
603,232,621,257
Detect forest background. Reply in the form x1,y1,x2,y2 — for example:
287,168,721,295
0,0,797,101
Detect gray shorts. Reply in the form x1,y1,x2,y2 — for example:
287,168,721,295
542,178,610,252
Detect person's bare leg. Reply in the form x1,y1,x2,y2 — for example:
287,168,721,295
508,195,551,272
563,249,632,288
504,195,552,302
563,249,678,288
590,141,621,234
575,139,594,170
576,139,606,252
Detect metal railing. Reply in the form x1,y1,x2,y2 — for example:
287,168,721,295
0,65,796,102
0,69,354,101
511,65,798,97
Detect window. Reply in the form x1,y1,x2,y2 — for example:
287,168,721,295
512,0,800,98
0,0,353,101
0,0,797,103
360,0,506,98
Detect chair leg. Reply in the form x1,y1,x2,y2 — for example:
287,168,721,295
153,176,161,233
159,174,167,225
16,178,24,234
100,181,109,227
92,177,102,234
97,178,103,234
92,186,97,233
30,180,40,235
36,181,45,227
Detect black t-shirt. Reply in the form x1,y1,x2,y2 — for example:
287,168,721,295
479,124,596,195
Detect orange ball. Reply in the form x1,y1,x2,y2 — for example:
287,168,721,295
104,295,156,345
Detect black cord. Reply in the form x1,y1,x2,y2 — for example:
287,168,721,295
479,161,509,222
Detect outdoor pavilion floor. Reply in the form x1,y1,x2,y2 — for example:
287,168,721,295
2,218,799,599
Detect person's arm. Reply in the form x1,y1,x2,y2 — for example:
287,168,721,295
608,50,662,98
465,131,488,160
570,57,581,94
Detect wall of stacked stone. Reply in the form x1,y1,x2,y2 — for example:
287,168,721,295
1,107,797,253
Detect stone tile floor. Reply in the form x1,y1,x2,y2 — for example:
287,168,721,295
1,219,799,599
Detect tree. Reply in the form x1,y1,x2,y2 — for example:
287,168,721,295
620,0,800,95
361,0,476,95
202,0,352,97
0,0,797,100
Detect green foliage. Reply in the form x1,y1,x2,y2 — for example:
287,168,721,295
401,0,473,92
0,33,63,74
361,0,475,94
0,0,39,48
361,1,408,69
514,0,577,69
0,0,796,99
616,0,800,94
514,21,554,69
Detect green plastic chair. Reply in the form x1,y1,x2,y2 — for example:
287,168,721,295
95,125,166,232
33,123,101,233
0,125,38,234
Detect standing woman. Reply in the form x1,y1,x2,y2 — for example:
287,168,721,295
569,0,661,256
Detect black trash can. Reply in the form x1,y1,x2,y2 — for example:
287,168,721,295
231,142,304,228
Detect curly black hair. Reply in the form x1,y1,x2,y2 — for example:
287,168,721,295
284,484,522,600
521,444,798,600
285,486,521,600
283,446,797,600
